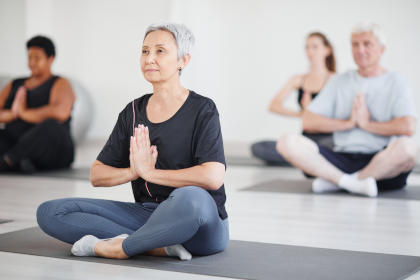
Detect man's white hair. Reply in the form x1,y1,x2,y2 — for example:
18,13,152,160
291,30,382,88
351,22,386,46
144,22,195,60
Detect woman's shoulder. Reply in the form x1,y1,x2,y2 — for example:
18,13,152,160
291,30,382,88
54,76,68,83
118,93,151,116
127,93,152,108
111,94,151,130
51,76,73,89
11,77,28,87
188,91,218,112
133,92,152,103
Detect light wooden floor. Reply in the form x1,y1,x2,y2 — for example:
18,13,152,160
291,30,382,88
1,140,420,279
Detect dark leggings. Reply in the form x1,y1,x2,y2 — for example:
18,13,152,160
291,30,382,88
0,119,74,170
318,145,411,191
251,133,333,165
37,186,229,257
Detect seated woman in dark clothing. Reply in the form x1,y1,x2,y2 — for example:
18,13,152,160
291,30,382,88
36,23,228,261
251,32,335,165
0,35,75,172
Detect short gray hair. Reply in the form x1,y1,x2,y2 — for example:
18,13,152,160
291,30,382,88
351,22,386,46
144,22,195,60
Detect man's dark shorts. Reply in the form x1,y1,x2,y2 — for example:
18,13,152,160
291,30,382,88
318,145,411,191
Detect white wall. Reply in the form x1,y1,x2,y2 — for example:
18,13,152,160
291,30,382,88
1,0,419,144
174,0,420,143
0,0,26,76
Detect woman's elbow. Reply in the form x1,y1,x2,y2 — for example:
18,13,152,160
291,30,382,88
90,174,100,187
90,164,101,187
207,177,224,190
54,110,71,123
268,103,282,114
91,179,101,187
205,165,225,190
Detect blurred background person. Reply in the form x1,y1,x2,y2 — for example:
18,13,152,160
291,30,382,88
0,35,75,173
251,32,336,166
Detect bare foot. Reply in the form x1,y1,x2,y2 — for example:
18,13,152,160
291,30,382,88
94,239,189,260
94,238,129,259
146,247,167,257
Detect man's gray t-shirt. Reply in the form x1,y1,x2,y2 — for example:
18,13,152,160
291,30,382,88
308,70,417,154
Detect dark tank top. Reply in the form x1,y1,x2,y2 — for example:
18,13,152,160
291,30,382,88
297,87,331,138
297,88,319,108
297,73,330,108
4,76,71,140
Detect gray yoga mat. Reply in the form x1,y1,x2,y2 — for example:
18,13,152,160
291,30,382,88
0,219,12,224
4,157,419,179
241,178,420,200
0,227,419,280
4,167,91,181
35,167,91,180
226,155,291,167
226,155,420,174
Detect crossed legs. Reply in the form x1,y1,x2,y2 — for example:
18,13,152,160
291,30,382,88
276,134,417,196
37,186,229,260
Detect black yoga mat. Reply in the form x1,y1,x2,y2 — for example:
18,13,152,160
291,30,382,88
0,227,419,280
241,178,420,200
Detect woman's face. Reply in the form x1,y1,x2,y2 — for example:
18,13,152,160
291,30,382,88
305,36,330,65
27,47,53,77
141,30,181,84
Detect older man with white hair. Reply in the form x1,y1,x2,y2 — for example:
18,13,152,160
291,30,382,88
276,22,418,197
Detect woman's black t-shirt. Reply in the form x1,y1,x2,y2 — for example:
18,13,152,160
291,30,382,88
97,91,227,219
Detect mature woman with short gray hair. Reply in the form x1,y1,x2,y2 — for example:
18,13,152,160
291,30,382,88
36,22,229,260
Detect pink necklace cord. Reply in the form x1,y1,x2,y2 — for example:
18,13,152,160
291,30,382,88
132,100,135,137
132,100,153,198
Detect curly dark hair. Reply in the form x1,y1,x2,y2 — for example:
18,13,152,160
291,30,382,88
26,35,56,58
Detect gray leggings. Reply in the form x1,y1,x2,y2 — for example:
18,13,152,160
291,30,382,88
36,186,229,257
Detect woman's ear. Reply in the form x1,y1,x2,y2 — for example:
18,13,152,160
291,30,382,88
179,53,191,69
325,47,332,57
48,56,55,66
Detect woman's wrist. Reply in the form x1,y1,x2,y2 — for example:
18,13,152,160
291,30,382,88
127,167,139,182
142,168,157,183
0,110,17,123
17,108,28,121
